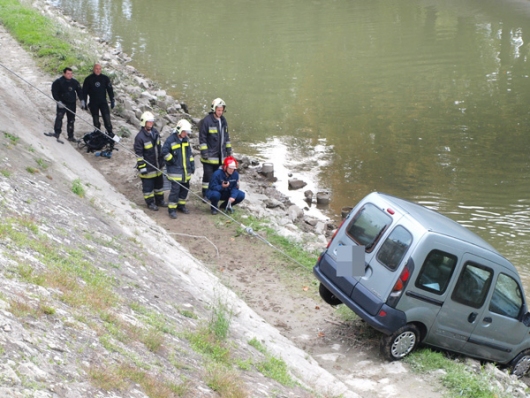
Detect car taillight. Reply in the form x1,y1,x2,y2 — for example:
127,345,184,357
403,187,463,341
387,258,414,308
326,219,345,248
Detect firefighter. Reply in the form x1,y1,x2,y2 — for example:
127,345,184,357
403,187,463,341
206,156,245,215
134,111,167,211
82,63,115,150
46,67,84,143
199,98,232,197
162,119,195,219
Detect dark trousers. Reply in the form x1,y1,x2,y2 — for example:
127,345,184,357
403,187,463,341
202,163,219,194
141,175,164,205
206,189,245,210
54,102,76,138
168,181,190,212
89,102,113,136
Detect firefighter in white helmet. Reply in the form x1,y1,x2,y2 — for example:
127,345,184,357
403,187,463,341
161,119,195,219
133,111,167,211
199,98,232,197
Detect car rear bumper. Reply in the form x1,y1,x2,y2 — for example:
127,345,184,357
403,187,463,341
313,251,406,335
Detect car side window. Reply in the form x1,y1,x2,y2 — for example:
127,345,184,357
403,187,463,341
376,226,412,270
415,250,458,294
346,203,392,252
489,273,523,319
451,262,493,308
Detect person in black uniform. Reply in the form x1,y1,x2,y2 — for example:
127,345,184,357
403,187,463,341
82,63,115,149
46,67,84,143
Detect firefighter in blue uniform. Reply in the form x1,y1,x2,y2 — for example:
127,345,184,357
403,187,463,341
206,156,245,215
162,119,195,219
199,98,232,197
133,112,167,211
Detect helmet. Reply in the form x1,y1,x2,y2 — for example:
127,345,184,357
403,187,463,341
223,156,238,170
211,98,226,113
140,111,155,127
176,119,192,134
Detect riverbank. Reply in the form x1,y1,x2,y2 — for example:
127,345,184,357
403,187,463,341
1,0,529,397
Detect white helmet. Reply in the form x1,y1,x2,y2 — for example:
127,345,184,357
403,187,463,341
211,98,226,113
140,111,155,127
176,119,192,134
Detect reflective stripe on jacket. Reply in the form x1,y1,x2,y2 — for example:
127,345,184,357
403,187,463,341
161,133,195,182
134,127,163,179
199,113,232,165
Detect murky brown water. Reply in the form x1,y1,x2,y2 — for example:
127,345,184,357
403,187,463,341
51,0,530,281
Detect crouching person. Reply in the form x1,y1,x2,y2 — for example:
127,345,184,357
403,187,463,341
134,111,167,211
206,156,245,215
162,120,195,219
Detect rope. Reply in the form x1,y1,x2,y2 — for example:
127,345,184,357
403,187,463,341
0,61,313,270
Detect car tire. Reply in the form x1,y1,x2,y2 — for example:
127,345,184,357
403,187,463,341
511,349,530,378
380,324,420,361
319,283,342,306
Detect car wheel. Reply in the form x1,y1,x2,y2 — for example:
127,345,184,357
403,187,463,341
380,324,420,361
319,283,342,306
511,350,530,378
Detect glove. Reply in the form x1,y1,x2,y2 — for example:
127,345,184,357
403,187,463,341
137,161,147,173
110,99,115,109
57,101,65,109
80,100,86,110
112,135,121,143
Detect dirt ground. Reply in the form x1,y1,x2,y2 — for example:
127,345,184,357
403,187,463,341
0,11,447,396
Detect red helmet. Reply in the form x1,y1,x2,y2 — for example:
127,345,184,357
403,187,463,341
223,156,238,170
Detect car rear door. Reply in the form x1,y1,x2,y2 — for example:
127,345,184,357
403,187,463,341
426,253,493,352
461,270,528,363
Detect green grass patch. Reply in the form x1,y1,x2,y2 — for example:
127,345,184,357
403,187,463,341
3,131,19,145
26,166,38,174
71,178,85,197
0,0,93,76
205,363,247,397
248,337,295,386
35,158,48,170
0,169,10,177
405,348,508,398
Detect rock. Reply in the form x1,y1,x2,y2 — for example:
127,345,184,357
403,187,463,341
288,205,304,222
316,191,330,205
140,91,157,103
264,198,283,209
315,221,326,235
134,76,150,89
304,217,318,227
288,178,307,190
154,89,167,97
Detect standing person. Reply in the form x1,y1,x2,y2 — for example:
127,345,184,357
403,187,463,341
205,156,245,215
134,112,167,211
45,67,84,143
162,119,195,219
199,98,232,197
82,63,116,149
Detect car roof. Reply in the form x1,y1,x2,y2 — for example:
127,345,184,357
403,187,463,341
376,192,498,253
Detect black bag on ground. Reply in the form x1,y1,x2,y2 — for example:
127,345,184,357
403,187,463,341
81,130,112,152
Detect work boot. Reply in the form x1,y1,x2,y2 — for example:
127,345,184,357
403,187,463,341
177,206,190,214
210,206,218,215
156,199,168,207
169,211,177,219
147,202,158,211
219,201,227,210
67,136,77,142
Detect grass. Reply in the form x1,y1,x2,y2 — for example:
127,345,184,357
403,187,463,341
248,338,295,387
0,0,93,76
3,131,19,145
404,348,509,398
35,158,48,170
26,166,38,174
206,363,247,397
71,178,85,197
0,169,10,177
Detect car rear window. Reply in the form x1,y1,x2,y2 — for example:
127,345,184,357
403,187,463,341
376,226,413,270
346,203,392,252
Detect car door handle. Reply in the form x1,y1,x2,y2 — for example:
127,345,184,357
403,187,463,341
468,312,478,323
482,317,492,323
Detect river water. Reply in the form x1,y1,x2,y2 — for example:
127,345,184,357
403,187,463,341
50,0,530,278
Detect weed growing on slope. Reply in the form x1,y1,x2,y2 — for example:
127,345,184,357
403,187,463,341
71,178,85,197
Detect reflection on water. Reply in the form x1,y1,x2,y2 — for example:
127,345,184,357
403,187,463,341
50,0,530,288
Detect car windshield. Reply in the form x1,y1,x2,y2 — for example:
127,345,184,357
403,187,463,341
346,203,392,251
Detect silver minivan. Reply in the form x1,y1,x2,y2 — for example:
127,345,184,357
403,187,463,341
314,192,530,376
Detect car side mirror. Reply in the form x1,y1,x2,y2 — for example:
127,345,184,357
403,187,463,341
523,312,530,327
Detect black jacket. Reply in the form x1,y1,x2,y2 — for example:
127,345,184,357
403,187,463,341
51,76,82,104
162,133,195,182
134,128,163,179
82,73,114,106
199,113,232,165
